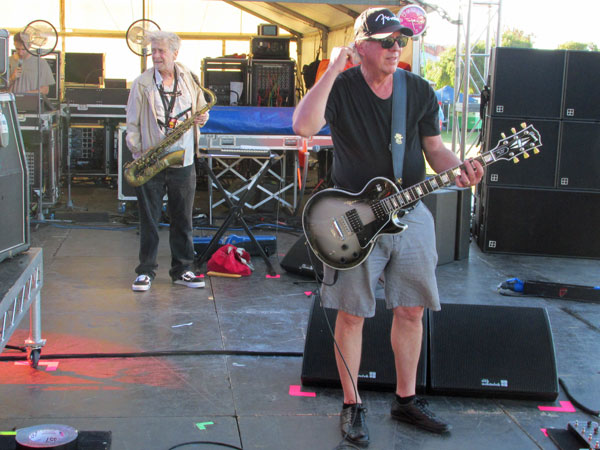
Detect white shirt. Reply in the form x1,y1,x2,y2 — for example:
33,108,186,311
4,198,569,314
153,67,194,164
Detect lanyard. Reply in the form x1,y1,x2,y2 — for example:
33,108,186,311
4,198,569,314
155,68,180,132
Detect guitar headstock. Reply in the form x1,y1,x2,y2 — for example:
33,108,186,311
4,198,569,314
488,123,542,163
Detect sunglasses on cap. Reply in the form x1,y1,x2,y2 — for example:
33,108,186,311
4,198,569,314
368,35,409,49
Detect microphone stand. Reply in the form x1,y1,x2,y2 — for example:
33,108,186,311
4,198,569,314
35,49,45,221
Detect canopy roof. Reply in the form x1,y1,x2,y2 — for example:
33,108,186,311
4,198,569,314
224,0,413,38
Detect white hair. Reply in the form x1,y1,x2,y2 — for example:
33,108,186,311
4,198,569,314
147,30,181,53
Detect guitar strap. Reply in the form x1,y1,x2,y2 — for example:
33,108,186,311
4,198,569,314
390,68,407,186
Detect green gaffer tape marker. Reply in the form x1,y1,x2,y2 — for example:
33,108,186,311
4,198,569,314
196,422,214,430
0,431,17,435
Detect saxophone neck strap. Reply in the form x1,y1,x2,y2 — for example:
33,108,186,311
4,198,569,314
155,67,182,132
390,68,407,186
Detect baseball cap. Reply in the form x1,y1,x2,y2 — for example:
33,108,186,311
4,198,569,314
354,8,414,41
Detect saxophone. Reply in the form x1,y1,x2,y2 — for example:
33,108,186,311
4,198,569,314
124,85,217,187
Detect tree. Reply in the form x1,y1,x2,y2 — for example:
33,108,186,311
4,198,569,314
558,41,599,51
425,28,534,91
424,46,456,89
501,28,533,48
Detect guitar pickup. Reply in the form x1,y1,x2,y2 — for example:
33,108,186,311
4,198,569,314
345,208,364,233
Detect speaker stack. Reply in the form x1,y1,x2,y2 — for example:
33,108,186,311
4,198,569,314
475,47,600,258
301,297,558,400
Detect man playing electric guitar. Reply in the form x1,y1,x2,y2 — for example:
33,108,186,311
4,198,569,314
292,8,484,448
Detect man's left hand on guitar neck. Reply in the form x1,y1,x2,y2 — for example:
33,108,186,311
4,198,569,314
455,157,484,188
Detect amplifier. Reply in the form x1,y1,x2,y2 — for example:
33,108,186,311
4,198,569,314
249,59,295,107
202,58,248,106
251,37,290,59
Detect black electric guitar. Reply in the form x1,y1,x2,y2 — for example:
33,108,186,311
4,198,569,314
302,124,542,270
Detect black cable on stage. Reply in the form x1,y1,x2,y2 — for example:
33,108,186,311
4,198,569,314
167,440,242,449
304,245,363,450
559,377,600,417
0,349,303,362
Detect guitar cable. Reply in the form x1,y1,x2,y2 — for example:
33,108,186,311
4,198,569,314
306,248,363,450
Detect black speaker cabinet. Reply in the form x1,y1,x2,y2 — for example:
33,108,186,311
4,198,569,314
117,125,136,201
558,121,600,191
429,303,558,400
280,235,323,278
422,189,458,265
485,117,559,188
489,47,565,119
0,93,30,263
476,186,600,258
301,296,427,392
563,50,600,120
451,186,472,261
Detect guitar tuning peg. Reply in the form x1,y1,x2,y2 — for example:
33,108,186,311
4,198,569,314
520,122,527,129
513,156,519,163
533,147,540,154
523,151,530,159
511,127,517,134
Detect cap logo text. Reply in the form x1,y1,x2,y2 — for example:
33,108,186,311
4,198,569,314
375,13,400,25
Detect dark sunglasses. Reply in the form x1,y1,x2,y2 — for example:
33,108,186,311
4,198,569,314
368,35,409,49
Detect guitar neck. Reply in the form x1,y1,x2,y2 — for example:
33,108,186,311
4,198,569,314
386,153,494,212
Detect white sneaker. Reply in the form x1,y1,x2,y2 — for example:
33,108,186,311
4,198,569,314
132,274,151,292
173,271,205,288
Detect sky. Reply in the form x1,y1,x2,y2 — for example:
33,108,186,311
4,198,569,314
423,0,600,49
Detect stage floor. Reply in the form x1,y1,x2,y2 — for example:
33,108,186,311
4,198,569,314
1,184,598,450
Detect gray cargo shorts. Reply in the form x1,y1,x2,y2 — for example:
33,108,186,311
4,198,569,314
320,201,441,317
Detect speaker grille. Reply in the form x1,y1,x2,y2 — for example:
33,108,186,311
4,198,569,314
429,303,558,400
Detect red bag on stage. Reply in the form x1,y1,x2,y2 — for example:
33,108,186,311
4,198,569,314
207,244,254,276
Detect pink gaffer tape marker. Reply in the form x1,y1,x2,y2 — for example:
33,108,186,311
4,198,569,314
538,401,575,412
289,385,316,397
266,274,280,279
541,429,548,437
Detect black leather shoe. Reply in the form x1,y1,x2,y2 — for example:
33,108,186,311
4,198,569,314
391,397,452,434
340,404,370,447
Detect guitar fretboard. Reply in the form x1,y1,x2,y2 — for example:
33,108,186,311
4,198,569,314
376,124,541,217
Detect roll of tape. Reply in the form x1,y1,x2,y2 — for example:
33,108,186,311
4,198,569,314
16,424,78,449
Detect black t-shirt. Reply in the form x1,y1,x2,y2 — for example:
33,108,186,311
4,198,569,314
325,67,440,192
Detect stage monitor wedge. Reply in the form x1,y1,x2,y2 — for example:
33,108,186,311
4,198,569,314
429,303,558,400
301,296,427,392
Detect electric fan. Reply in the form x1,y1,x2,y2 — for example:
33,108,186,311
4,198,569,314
126,19,161,72
22,19,58,57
